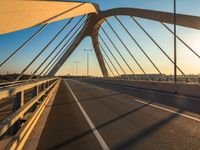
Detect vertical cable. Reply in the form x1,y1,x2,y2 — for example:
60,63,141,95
103,57,115,77
15,18,73,81
115,16,166,80
100,26,137,79
29,17,74,79
99,43,120,76
99,35,130,80
39,16,89,77
42,15,92,77
105,20,149,80
29,15,86,79
0,24,48,68
131,16,185,76
161,22,200,60
42,43,71,77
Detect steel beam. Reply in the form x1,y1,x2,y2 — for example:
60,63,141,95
48,7,200,77
48,14,108,77
91,30,108,77
98,8,200,30
0,0,97,35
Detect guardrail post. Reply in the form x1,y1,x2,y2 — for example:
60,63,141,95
35,85,39,95
9,91,24,135
12,91,24,112
30,85,39,112
43,83,46,90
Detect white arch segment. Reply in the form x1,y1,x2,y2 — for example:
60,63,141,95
0,0,97,35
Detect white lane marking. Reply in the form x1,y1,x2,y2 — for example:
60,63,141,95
135,99,200,122
64,80,110,150
70,80,200,122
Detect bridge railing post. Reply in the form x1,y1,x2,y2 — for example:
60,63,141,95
47,81,50,87
9,90,25,135
43,83,45,89
30,85,39,112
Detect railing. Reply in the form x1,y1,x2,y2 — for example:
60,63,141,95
0,78,51,89
0,77,60,150
67,76,200,84
76,77,200,98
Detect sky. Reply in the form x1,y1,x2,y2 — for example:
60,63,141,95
0,0,200,77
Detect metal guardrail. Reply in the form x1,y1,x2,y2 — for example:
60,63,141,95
0,78,51,90
0,77,60,150
0,78,58,100
73,76,200,84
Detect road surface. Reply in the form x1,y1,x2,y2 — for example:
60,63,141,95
25,79,200,150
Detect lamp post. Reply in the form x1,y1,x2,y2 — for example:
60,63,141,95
174,0,177,82
74,61,79,76
84,49,93,76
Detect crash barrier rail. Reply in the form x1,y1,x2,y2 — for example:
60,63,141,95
76,77,200,98
0,77,60,150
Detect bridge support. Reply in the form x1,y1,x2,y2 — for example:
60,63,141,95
48,14,108,77
47,7,200,77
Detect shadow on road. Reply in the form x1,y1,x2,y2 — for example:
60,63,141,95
49,101,177,150
80,79,200,114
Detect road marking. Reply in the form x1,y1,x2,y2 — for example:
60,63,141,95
135,99,200,122
64,80,110,150
71,79,200,122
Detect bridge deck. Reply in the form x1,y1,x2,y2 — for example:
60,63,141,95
25,79,200,150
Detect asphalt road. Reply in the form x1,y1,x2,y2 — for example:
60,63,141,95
34,79,200,150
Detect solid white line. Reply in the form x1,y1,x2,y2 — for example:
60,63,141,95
135,99,200,122
64,80,110,150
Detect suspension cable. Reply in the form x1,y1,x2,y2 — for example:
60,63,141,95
103,56,115,77
39,16,89,77
29,15,86,79
161,22,200,60
131,16,186,76
105,20,149,80
42,42,72,77
115,16,166,80
100,26,137,80
0,24,48,68
29,17,74,79
99,35,130,80
40,16,92,77
99,43,120,76
14,17,75,81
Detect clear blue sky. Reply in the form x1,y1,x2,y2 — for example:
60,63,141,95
0,0,200,76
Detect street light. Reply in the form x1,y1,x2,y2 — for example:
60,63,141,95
84,49,93,76
74,61,79,76
174,0,177,83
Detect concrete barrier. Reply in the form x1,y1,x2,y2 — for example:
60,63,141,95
86,78,200,98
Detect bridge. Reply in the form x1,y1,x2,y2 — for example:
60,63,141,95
0,0,200,149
